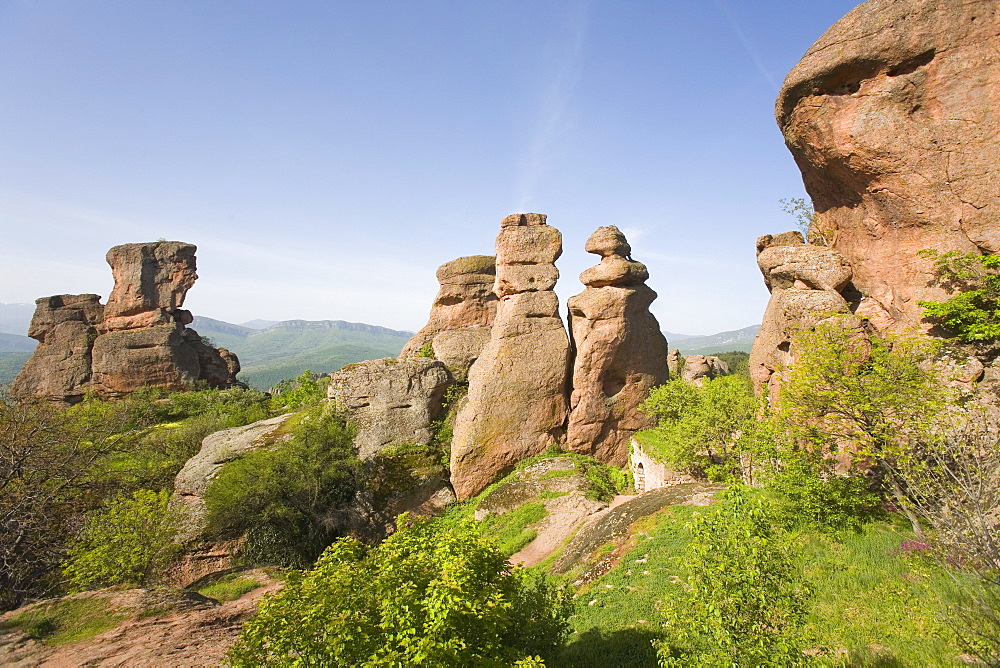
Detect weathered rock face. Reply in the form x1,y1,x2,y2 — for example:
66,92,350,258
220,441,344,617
749,232,855,398
12,241,242,402
450,213,571,499
327,357,453,460
566,226,668,466
10,294,103,403
681,354,729,386
666,348,683,378
399,255,497,378
777,0,1000,335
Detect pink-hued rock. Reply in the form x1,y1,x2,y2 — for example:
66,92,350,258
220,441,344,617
777,0,1000,335
681,354,729,386
566,226,668,466
450,213,571,499
400,255,497,378
12,242,241,402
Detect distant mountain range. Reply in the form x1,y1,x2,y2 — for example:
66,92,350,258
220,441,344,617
0,302,759,389
670,324,760,355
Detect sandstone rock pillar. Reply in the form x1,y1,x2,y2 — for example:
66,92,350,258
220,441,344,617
399,255,497,379
565,226,668,466
450,213,570,499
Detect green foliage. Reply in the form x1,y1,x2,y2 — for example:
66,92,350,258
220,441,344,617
918,249,1000,342
481,502,548,555
639,374,757,480
655,489,811,667
417,342,435,358
713,350,750,378
204,405,360,568
269,370,329,411
0,596,125,645
62,489,179,591
229,516,571,666
196,573,263,602
780,197,826,245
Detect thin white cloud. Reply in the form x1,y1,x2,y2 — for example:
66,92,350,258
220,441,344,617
715,0,780,90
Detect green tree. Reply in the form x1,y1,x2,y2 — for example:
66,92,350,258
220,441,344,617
62,489,179,590
229,516,570,666
917,249,1000,343
204,405,360,567
639,375,758,480
656,488,810,666
780,197,826,245
269,370,329,411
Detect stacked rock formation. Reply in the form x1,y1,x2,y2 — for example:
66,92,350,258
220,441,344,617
565,226,668,466
748,231,855,399
12,242,241,402
777,0,1000,336
399,255,497,379
681,354,729,386
326,357,454,460
450,213,571,499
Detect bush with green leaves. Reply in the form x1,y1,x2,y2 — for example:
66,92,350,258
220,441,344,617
268,370,329,411
229,516,569,666
62,489,179,591
656,488,811,666
918,249,1000,343
638,374,757,480
204,406,360,568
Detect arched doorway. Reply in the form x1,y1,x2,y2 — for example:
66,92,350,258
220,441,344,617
635,462,645,494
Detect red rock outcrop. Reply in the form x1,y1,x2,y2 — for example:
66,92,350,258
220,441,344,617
450,213,571,499
777,0,1000,335
681,354,730,386
749,232,856,398
565,226,668,466
12,241,241,402
399,255,497,378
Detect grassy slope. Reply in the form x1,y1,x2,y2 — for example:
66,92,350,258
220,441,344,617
553,505,966,667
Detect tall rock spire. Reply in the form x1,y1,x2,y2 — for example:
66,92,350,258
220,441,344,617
449,213,571,499
565,225,668,465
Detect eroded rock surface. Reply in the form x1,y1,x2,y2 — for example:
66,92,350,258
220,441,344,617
681,354,729,386
777,0,1000,335
327,357,453,460
400,255,497,378
566,226,668,466
749,232,856,398
12,242,241,402
450,213,571,499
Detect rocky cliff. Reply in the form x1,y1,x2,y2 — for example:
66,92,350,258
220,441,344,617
776,0,1000,336
12,242,241,402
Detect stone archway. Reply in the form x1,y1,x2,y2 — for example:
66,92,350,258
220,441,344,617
635,462,646,494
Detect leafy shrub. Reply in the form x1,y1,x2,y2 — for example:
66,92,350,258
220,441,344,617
918,249,1000,342
417,342,435,358
62,489,179,591
204,406,360,568
656,488,811,666
229,516,571,666
269,370,329,411
639,375,757,479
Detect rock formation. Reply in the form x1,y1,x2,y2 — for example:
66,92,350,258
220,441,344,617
565,226,668,466
450,213,571,499
399,255,497,378
777,0,1000,335
326,357,453,460
681,354,729,386
748,231,855,398
10,294,104,404
12,241,241,402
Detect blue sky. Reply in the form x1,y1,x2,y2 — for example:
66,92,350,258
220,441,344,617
0,1,860,335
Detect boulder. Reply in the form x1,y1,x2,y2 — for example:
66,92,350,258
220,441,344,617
565,226,668,466
10,294,103,403
399,255,497,378
101,242,198,332
450,213,571,499
777,0,1000,336
172,413,296,542
681,354,729,386
326,357,453,460
666,348,683,378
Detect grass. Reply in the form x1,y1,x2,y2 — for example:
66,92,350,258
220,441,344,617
197,573,263,602
552,503,970,667
0,596,125,645
480,501,547,555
